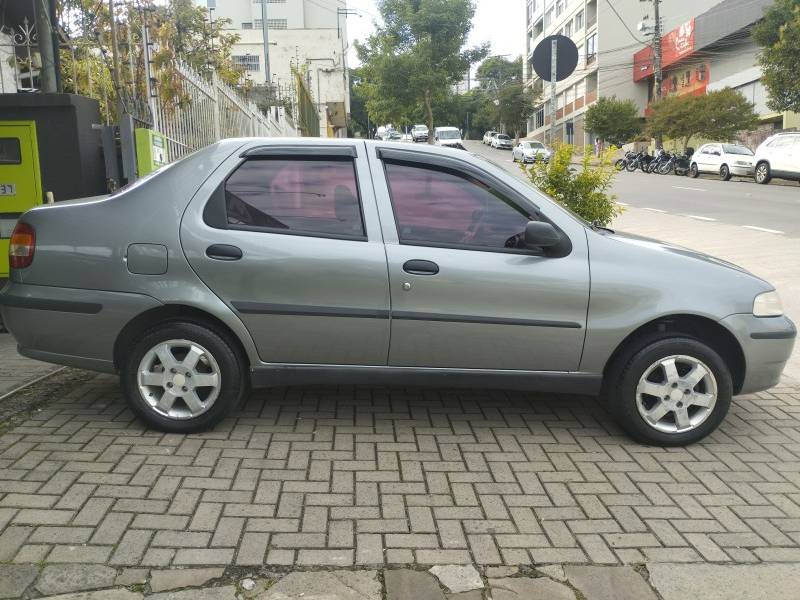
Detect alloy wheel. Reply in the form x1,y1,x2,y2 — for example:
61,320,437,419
756,163,769,183
635,354,718,434
137,339,221,420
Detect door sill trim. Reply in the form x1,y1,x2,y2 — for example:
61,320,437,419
250,364,601,395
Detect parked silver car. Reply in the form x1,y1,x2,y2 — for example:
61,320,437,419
1,139,795,445
491,134,513,149
513,141,552,163
689,143,754,181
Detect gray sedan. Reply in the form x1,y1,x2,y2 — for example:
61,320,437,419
1,139,795,445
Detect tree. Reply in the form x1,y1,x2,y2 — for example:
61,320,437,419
476,56,522,88
585,96,642,147
647,89,758,150
752,0,800,112
497,83,537,143
356,0,488,143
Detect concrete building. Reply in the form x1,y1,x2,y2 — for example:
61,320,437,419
197,0,351,137
631,0,798,148
523,0,731,146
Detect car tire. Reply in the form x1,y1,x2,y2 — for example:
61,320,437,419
121,321,247,433
755,161,771,185
689,163,699,178
606,335,732,446
720,164,731,181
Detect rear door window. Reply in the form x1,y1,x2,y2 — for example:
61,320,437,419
222,158,365,239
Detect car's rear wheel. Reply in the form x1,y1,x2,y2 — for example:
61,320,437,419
607,336,732,446
689,163,699,178
755,161,771,184
720,164,731,181
121,322,246,432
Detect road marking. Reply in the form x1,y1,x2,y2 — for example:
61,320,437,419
672,186,706,192
685,215,716,221
643,207,667,213
743,225,785,235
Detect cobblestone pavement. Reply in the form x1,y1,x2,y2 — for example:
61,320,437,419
0,335,59,398
1,372,800,575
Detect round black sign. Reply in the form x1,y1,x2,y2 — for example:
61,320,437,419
532,35,579,82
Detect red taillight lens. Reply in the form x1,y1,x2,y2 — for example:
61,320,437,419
9,222,35,269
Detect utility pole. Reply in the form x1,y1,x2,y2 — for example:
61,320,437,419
550,37,557,144
260,0,271,88
108,0,123,97
652,0,663,147
34,0,57,92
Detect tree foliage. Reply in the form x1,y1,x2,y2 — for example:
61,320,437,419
496,83,537,142
522,144,622,227
476,56,522,88
752,0,800,112
356,0,488,142
584,96,642,146
647,89,759,150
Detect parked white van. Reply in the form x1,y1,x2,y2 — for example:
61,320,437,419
434,127,464,149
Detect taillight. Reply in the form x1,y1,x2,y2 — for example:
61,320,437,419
9,222,35,269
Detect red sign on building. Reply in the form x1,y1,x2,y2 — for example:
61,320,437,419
633,18,696,82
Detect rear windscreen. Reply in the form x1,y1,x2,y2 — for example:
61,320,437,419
0,138,21,164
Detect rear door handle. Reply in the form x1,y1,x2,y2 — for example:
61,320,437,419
206,244,243,261
403,259,439,275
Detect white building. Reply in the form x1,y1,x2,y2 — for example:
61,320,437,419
198,0,351,137
524,0,732,146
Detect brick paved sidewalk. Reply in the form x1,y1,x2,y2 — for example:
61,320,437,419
1,372,800,573
0,334,59,398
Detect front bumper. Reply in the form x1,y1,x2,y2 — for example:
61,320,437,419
0,281,162,373
722,313,796,394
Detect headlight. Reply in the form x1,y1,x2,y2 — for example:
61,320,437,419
753,291,783,317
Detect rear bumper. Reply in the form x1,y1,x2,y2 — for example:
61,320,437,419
722,313,796,394
0,282,162,373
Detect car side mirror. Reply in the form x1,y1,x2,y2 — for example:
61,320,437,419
524,221,561,249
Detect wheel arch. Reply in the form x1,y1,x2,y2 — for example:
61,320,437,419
113,304,250,372
603,314,746,395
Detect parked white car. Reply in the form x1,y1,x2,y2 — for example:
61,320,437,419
411,125,429,143
483,130,498,145
512,141,552,163
434,127,464,149
491,134,514,149
689,143,755,181
753,132,800,185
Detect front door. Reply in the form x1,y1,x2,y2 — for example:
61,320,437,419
181,143,390,366
370,148,590,372
0,121,42,279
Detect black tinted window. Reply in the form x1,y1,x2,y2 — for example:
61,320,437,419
0,138,21,164
384,162,533,251
224,158,364,238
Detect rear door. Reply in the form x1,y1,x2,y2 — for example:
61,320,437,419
0,122,42,279
181,142,391,366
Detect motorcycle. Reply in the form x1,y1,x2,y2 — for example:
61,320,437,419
614,151,636,171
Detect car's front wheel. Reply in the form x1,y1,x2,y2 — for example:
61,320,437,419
121,321,247,432
755,161,771,185
720,164,731,181
689,163,699,178
607,336,732,446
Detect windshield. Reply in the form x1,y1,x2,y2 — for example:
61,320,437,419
722,144,753,155
438,130,461,139
525,142,545,149
498,135,510,140
413,125,427,132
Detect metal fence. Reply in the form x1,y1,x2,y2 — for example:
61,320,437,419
155,62,297,161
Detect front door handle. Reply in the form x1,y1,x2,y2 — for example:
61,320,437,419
403,259,439,275
206,244,243,261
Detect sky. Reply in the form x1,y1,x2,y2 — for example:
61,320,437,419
345,0,527,69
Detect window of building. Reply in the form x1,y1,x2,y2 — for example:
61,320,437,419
254,18,287,29
556,0,564,16
535,106,545,128
697,64,706,81
575,10,584,30
585,33,596,62
222,159,365,238
242,22,253,29
544,8,553,28
564,21,572,38
232,54,261,72
383,162,535,251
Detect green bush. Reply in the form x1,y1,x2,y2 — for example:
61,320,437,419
522,143,622,227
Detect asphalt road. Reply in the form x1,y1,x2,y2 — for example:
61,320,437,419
466,141,800,239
